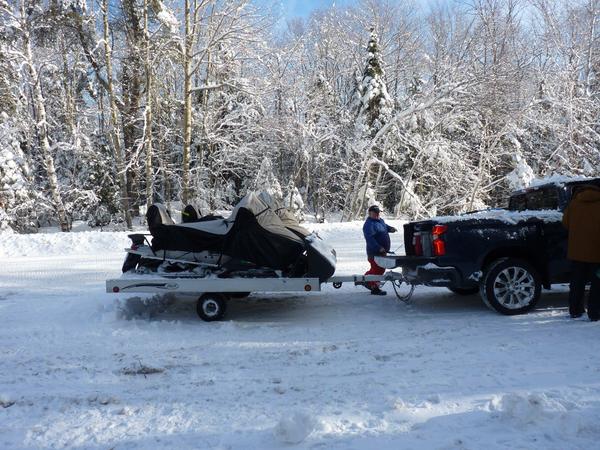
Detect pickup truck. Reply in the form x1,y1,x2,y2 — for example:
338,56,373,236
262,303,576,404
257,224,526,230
382,177,600,315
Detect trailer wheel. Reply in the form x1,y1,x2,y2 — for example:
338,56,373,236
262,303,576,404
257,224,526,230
196,294,227,321
480,258,541,315
332,282,342,289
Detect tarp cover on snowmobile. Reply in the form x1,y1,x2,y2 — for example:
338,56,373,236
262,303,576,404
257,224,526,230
147,192,336,281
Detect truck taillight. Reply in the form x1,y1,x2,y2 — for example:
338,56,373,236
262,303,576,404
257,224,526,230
413,232,423,256
432,225,448,256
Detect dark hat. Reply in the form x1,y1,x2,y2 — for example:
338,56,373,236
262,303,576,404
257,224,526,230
368,205,380,213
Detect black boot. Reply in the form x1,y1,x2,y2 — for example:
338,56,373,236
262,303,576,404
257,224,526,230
370,287,387,296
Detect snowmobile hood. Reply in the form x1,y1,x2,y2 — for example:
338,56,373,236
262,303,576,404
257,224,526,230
257,191,311,238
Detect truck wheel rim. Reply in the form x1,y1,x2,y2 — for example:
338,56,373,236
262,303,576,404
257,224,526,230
203,300,219,317
493,267,535,309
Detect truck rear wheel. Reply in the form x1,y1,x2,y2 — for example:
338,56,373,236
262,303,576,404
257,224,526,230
196,294,228,321
480,258,541,315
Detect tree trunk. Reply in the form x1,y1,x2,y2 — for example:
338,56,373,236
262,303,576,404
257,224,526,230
121,61,142,216
143,0,154,210
23,21,70,232
182,0,193,205
102,0,132,229
121,0,145,216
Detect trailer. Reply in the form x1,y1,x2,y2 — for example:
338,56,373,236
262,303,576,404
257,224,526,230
106,270,414,321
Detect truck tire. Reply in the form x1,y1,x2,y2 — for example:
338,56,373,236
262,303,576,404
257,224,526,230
448,286,479,296
196,294,228,321
480,258,541,315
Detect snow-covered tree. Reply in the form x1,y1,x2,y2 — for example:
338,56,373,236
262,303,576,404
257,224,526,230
346,27,395,218
0,0,599,232
0,114,36,232
354,27,394,137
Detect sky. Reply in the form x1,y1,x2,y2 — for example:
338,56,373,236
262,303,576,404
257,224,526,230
252,0,357,23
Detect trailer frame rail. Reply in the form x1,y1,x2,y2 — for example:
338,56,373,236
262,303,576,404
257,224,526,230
106,270,415,321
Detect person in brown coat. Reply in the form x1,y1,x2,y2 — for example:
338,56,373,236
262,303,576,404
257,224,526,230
562,184,600,321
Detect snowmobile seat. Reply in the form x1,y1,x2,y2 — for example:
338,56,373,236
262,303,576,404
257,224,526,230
182,205,200,223
146,204,174,235
182,205,224,223
198,214,225,222
127,233,146,246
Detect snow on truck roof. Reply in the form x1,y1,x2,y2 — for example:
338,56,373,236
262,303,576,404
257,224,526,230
507,175,600,198
434,209,563,225
527,175,598,189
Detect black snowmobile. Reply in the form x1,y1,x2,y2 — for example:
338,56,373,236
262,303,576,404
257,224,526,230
121,192,336,282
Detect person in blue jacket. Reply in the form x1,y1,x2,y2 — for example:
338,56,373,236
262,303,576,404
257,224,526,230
363,205,397,295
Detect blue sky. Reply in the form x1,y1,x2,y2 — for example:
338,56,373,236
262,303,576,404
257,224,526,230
252,0,357,22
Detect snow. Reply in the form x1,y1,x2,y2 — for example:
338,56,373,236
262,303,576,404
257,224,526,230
2,221,600,449
434,208,563,225
273,412,318,444
156,8,179,35
529,174,594,188
506,152,536,191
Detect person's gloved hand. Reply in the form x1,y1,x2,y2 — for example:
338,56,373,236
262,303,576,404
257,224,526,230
379,248,387,256
389,227,397,233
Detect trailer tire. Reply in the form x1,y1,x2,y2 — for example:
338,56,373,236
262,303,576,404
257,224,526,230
480,258,541,315
196,294,227,321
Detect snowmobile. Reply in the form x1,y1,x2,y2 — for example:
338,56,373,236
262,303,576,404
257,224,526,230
121,192,337,283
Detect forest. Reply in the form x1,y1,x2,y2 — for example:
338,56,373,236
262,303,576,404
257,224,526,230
0,0,599,232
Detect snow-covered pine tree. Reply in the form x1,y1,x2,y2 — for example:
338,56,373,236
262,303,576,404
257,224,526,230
506,151,536,192
354,27,393,137
0,114,36,232
252,157,283,200
348,27,394,218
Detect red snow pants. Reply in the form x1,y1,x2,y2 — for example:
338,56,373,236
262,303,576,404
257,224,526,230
365,257,385,289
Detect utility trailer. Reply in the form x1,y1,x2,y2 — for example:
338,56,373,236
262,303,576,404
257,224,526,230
106,270,413,321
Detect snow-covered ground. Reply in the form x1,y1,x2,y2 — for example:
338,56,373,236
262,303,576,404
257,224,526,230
1,221,600,449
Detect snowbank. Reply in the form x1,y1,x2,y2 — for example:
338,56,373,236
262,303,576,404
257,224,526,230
0,230,130,258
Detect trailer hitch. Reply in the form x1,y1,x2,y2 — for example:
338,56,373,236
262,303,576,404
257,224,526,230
390,275,415,304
